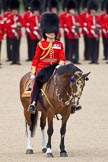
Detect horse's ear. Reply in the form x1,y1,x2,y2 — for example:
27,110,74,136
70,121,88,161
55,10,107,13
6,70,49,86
83,72,91,81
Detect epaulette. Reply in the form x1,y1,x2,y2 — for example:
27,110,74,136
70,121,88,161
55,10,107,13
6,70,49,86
38,41,52,51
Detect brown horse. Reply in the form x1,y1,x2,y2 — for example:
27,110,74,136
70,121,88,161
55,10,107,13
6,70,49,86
20,63,90,157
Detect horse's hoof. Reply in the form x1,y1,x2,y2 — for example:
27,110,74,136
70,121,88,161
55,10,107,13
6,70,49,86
26,149,34,154
60,151,68,157
47,153,54,157
42,148,47,153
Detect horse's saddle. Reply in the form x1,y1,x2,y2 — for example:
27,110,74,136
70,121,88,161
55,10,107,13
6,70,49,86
22,79,32,97
22,79,47,98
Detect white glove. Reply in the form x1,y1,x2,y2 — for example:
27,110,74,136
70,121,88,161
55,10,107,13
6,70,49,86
30,74,35,81
55,65,61,69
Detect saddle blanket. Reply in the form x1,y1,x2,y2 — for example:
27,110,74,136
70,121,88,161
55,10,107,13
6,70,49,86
22,79,32,98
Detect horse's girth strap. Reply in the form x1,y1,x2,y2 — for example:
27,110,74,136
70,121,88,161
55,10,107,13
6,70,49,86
41,89,53,109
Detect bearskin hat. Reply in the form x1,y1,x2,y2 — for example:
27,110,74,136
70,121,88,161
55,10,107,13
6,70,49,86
62,0,68,11
81,0,89,9
31,0,41,11
87,0,99,11
48,0,59,11
105,0,108,14
5,0,11,11
101,0,106,11
44,0,50,11
67,0,77,11
10,0,20,10
40,13,59,39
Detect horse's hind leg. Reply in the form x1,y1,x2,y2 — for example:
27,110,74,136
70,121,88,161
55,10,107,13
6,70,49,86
26,124,34,154
40,112,47,153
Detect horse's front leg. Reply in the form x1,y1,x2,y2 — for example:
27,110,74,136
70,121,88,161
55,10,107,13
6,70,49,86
46,116,54,157
40,112,47,153
26,124,34,154
60,111,71,157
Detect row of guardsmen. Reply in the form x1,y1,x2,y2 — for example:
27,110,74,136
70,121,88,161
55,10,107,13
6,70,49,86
0,0,108,65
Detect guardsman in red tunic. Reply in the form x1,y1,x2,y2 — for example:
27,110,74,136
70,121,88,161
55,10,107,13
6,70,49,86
66,0,82,64
3,1,12,62
28,13,66,114
6,0,23,65
102,1,108,63
100,0,108,60
23,4,32,61
29,0,41,60
86,0,101,64
0,15,4,65
59,0,69,56
80,0,89,60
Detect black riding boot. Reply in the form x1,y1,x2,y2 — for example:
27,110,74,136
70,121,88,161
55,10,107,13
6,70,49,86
28,81,41,114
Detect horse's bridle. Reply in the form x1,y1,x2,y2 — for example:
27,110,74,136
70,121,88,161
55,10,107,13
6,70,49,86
54,71,85,107
70,71,85,106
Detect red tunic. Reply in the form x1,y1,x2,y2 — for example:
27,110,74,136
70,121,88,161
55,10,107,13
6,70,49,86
0,16,4,42
5,14,23,38
3,11,11,35
86,15,102,38
66,15,83,39
102,14,108,38
32,40,66,73
80,12,89,35
59,12,69,37
29,15,41,40
99,13,107,37
23,11,32,36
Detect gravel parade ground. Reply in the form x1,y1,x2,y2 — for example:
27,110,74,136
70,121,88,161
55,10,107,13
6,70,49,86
0,36,108,162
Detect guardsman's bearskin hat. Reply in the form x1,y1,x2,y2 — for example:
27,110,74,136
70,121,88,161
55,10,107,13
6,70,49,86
87,0,99,12
44,0,50,11
105,0,108,14
31,0,41,12
101,0,106,11
48,0,59,11
5,0,11,11
81,0,89,9
62,0,68,11
40,13,59,39
10,0,20,10
67,0,77,11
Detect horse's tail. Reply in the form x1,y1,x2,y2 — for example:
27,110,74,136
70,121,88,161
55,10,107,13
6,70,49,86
26,110,38,137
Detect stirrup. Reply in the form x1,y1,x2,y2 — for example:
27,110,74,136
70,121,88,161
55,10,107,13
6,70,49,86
28,102,36,114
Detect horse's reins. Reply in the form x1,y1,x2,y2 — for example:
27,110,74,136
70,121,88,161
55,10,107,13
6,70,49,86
54,72,73,107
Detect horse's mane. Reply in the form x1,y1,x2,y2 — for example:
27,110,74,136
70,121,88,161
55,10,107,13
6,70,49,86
36,63,82,83
57,63,82,75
